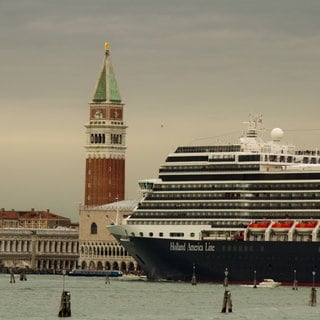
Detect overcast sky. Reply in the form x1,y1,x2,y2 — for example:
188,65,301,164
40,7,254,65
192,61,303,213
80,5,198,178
1,0,320,221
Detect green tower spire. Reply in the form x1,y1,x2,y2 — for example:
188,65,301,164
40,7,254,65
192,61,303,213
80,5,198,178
92,42,121,102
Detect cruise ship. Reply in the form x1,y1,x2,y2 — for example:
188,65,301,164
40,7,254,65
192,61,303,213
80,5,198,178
109,116,320,284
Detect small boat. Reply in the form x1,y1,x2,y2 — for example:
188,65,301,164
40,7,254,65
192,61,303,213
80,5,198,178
118,274,148,281
272,221,294,232
248,221,270,232
68,269,123,277
295,221,317,232
240,278,281,288
258,279,281,288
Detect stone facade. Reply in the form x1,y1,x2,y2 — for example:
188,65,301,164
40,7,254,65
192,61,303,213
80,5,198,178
79,200,139,272
0,228,79,273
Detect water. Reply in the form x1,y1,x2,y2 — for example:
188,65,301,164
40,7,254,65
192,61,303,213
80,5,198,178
0,274,319,320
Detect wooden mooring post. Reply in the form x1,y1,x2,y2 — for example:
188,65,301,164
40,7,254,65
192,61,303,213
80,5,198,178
221,290,233,313
221,268,232,313
58,270,71,317
58,290,71,317
308,271,316,307
191,264,197,285
253,270,257,289
292,269,298,290
9,268,15,283
20,269,27,281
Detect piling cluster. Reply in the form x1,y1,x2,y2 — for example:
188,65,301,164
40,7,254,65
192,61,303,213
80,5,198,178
9,268,15,283
58,290,71,317
308,271,317,306
221,268,232,313
58,270,71,317
191,264,197,285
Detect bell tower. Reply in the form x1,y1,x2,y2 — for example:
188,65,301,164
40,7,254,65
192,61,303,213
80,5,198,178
84,42,127,206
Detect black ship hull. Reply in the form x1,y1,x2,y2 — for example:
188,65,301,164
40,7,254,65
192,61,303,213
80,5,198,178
116,236,320,284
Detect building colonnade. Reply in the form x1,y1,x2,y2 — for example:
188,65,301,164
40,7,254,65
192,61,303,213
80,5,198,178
79,240,139,273
0,229,79,272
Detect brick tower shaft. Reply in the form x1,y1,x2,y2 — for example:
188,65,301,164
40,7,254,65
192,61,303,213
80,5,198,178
84,42,127,206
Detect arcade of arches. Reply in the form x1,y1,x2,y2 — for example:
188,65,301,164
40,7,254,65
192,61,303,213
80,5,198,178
0,204,141,274
79,240,138,272
79,203,140,274
0,229,79,272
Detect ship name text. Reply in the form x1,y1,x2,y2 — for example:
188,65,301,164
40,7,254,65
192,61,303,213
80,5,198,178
170,241,215,252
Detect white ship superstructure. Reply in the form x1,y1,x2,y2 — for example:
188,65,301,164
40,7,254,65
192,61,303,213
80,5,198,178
113,116,320,242
108,116,320,282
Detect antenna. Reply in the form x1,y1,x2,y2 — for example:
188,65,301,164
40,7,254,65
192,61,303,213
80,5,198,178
243,114,264,138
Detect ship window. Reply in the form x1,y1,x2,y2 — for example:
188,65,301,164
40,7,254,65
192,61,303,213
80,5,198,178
269,155,277,162
190,233,195,237
169,232,184,237
139,232,143,237
159,232,163,237
239,154,260,162
149,232,153,237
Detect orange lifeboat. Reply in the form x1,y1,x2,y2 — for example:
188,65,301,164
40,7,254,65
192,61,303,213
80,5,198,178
248,221,270,232
272,221,294,232
295,220,317,232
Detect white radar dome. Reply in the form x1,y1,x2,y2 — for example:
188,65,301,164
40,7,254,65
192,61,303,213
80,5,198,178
271,128,284,141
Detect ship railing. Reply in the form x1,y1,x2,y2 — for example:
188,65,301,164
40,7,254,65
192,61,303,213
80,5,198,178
202,235,228,240
312,221,320,241
243,227,249,241
288,221,299,241
264,223,273,241
200,229,245,241
295,150,320,156
269,234,289,241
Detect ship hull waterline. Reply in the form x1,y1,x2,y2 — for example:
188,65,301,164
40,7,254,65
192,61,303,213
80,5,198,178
113,234,320,284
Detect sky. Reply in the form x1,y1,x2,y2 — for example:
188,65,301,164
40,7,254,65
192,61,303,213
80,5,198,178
1,0,320,222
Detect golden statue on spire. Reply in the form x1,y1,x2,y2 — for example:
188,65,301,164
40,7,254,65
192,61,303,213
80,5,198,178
104,42,110,52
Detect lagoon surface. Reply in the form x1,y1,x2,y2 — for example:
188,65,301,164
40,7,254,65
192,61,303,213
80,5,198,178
0,274,319,320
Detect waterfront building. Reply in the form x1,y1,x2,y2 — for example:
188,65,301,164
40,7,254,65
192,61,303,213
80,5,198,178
79,200,138,272
0,208,71,229
0,209,79,272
